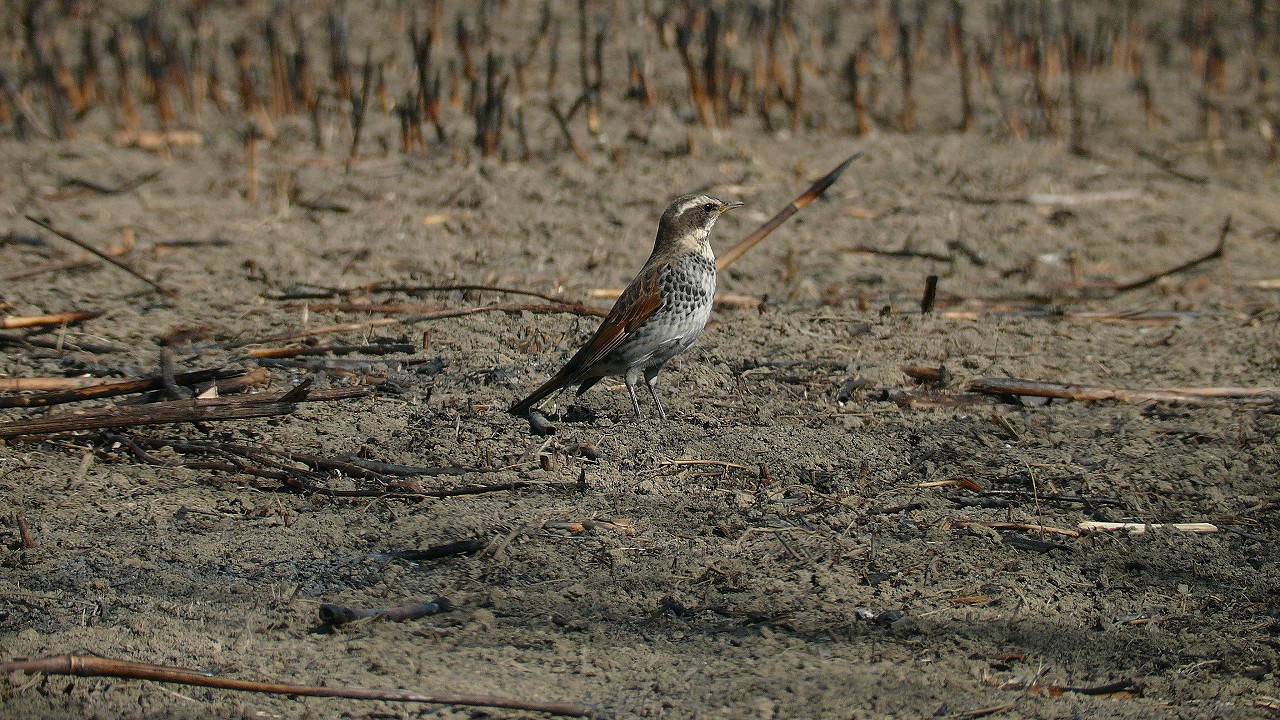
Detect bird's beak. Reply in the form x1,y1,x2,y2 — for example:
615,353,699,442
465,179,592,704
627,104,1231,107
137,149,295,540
721,200,744,213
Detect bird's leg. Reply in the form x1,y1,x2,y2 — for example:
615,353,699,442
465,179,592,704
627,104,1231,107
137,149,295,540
624,370,644,418
644,366,668,420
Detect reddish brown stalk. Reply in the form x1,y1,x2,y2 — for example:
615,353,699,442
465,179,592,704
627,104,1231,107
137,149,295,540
326,7,353,102
0,311,99,330
347,46,374,165
549,100,589,161
717,153,862,271
0,655,593,717
676,26,715,129
1030,40,1059,135
898,22,914,133
789,52,803,132
1202,37,1226,162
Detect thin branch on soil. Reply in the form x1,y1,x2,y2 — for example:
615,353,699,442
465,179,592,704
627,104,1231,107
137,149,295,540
994,676,1139,697
544,518,635,535
223,302,606,349
967,377,1280,404
281,301,608,319
24,215,173,296
1078,521,1218,535
248,342,415,359
0,377,116,392
0,367,259,409
717,152,864,271
936,308,1196,323
0,654,593,717
0,385,366,438
53,169,163,197
844,244,951,262
1110,215,1231,293
954,520,1079,537
1,311,99,329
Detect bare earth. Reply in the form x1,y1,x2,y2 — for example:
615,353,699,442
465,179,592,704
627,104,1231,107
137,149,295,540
2,1,1279,718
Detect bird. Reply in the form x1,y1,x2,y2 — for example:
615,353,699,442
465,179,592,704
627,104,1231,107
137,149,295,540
510,194,743,420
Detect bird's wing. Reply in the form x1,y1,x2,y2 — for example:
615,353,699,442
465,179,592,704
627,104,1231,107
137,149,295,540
558,260,666,378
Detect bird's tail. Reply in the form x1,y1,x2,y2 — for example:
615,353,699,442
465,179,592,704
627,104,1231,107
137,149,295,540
509,372,570,416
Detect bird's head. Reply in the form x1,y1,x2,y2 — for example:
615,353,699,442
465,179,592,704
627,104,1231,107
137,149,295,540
654,194,743,255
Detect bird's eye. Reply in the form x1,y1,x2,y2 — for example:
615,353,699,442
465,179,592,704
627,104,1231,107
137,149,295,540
702,203,717,212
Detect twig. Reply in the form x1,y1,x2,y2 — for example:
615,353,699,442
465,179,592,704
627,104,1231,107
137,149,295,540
955,520,1079,537
56,170,162,197
16,508,36,548
225,302,605,350
1111,216,1230,293
0,311,99,329
0,377,111,392
921,275,938,314
968,377,1280,405
1079,521,1218,535
717,153,863,271
548,100,588,162
24,215,172,296
845,244,951,262
544,518,635,536
248,342,415,359
269,282,574,304
398,303,608,323
0,386,367,438
319,598,452,626
0,367,248,408
0,655,593,717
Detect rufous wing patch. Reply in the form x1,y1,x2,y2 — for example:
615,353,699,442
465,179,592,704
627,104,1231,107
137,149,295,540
559,262,666,377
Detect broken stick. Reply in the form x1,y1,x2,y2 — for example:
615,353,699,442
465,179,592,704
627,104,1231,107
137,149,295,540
0,386,368,438
0,654,593,717
717,152,864,271
24,215,172,296
968,377,1280,404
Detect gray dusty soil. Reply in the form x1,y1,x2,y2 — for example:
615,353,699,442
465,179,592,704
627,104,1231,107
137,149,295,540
2,1,1279,719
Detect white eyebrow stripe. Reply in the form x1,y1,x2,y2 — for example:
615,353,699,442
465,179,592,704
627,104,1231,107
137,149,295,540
674,196,708,216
